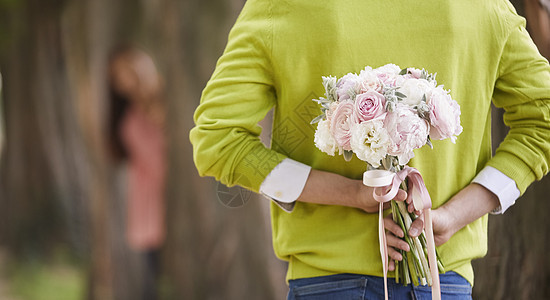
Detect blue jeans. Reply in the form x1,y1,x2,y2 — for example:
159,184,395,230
287,272,472,300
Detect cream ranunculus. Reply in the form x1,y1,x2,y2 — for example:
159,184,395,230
359,67,383,93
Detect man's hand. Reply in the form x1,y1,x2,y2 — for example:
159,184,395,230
384,183,500,271
357,184,408,213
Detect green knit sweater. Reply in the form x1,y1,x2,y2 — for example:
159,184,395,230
190,0,550,285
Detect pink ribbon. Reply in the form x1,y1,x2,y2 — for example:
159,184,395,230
364,166,441,300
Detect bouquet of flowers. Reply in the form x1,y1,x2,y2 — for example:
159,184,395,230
312,64,462,292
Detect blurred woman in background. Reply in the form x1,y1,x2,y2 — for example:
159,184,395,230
108,46,167,300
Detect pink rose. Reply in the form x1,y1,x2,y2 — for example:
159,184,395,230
428,87,463,142
330,100,356,151
384,105,429,165
354,90,386,122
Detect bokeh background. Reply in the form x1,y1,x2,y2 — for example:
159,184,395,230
0,0,548,299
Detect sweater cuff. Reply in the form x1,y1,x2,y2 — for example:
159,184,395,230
231,142,287,193
487,150,538,194
260,158,311,212
472,166,520,214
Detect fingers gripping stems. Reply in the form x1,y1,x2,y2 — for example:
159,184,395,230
364,166,441,300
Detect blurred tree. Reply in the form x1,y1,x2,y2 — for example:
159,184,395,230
145,0,287,299
472,1,550,299
0,0,287,299
0,0,114,299
0,70,4,165
525,0,550,57
0,0,89,261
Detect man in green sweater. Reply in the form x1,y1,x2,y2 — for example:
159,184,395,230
190,0,550,298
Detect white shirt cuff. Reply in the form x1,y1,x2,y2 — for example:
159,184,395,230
472,166,520,214
259,158,311,212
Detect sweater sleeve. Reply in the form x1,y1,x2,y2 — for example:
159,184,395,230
189,0,287,192
489,23,550,194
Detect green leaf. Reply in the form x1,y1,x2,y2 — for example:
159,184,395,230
403,254,411,286
399,68,408,75
407,251,419,286
313,97,330,104
382,157,390,170
395,91,407,99
343,150,353,161
310,114,325,124
426,137,433,149
395,260,400,284
421,69,429,80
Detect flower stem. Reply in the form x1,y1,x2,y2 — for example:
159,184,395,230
388,163,445,286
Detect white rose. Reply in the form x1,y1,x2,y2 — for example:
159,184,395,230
398,78,435,106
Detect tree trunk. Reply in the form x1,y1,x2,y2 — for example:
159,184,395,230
148,0,287,298
524,0,550,58
0,0,89,261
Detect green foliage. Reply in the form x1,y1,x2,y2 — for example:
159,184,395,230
0,0,21,9
0,0,23,60
7,250,85,300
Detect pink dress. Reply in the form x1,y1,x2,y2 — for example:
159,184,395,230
120,107,166,251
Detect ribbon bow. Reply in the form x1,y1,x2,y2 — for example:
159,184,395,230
363,166,441,300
